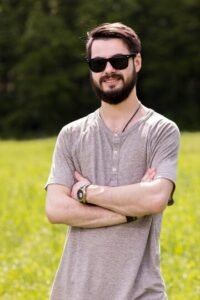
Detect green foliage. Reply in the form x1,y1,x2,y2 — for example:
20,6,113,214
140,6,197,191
0,0,199,137
0,133,199,299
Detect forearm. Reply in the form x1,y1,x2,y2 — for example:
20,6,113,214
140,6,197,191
70,203,127,228
46,185,127,228
86,179,173,217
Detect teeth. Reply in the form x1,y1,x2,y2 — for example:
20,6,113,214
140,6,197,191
105,78,118,82
101,77,121,84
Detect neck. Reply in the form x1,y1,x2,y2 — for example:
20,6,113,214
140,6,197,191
99,90,142,133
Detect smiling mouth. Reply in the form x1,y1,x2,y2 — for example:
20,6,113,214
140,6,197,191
104,78,119,84
101,75,123,85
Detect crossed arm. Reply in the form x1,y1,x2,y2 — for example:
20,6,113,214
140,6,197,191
46,168,174,228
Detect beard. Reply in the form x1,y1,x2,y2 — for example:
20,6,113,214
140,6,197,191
90,68,137,105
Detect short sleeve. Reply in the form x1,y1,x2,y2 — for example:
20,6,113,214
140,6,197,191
45,127,75,190
148,120,180,204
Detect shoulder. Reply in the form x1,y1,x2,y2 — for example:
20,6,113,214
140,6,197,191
147,109,179,130
59,110,99,137
143,111,181,156
146,109,180,139
54,110,100,150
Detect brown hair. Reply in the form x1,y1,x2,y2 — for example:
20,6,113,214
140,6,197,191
86,22,141,59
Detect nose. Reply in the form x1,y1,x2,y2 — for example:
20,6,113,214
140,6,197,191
104,61,116,73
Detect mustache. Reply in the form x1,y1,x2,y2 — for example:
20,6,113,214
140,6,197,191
100,74,123,84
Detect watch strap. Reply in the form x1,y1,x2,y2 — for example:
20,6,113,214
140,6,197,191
126,216,138,223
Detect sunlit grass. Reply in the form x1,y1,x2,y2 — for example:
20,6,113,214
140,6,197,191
0,133,199,299
161,132,200,299
0,138,66,300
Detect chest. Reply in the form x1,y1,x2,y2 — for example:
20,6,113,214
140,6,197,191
71,128,150,186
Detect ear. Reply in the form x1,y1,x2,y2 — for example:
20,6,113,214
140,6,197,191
134,53,142,73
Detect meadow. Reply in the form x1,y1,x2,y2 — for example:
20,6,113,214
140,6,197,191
0,133,199,299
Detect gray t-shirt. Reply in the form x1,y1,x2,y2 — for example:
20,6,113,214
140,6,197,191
46,108,180,300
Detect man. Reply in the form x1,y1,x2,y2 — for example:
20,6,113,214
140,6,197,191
45,22,180,300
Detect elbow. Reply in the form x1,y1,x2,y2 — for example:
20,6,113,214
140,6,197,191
141,179,173,215
151,193,169,214
147,179,173,214
151,198,166,214
46,203,59,224
45,185,72,224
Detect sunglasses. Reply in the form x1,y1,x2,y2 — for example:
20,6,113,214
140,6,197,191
87,53,136,73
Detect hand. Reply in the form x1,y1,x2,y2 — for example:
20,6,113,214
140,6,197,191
141,168,156,182
71,171,91,200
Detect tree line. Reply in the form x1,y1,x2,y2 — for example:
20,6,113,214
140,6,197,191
0,0,199,138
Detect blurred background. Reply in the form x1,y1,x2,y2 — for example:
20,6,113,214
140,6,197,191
1,1,200,299
0,0,199,139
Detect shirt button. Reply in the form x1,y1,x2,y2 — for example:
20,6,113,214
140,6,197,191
112,167,117,172
113,150,118,155
114,133,118,137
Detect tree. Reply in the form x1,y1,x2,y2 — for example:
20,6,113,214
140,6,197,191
0,0,199,138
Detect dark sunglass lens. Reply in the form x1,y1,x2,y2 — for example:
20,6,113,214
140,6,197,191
110,56,128,70
89,58,106,72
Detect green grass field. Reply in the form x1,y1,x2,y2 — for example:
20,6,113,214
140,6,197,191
0,133,199,299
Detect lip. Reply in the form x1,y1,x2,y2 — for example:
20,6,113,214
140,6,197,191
104,79,117,83
103,77,121,84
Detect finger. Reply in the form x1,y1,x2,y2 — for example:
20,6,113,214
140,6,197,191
74,171,85,181
149,168,156,179
141,168,152,181
148,169,155,179
141,173,149,182
147,171,156,180
141,168,156,182
74,171,90,185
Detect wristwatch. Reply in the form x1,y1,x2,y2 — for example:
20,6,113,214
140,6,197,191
77,184,90,204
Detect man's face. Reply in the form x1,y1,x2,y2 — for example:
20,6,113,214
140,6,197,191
89,38,138,105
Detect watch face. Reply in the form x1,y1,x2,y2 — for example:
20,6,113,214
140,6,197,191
77,189,83,200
